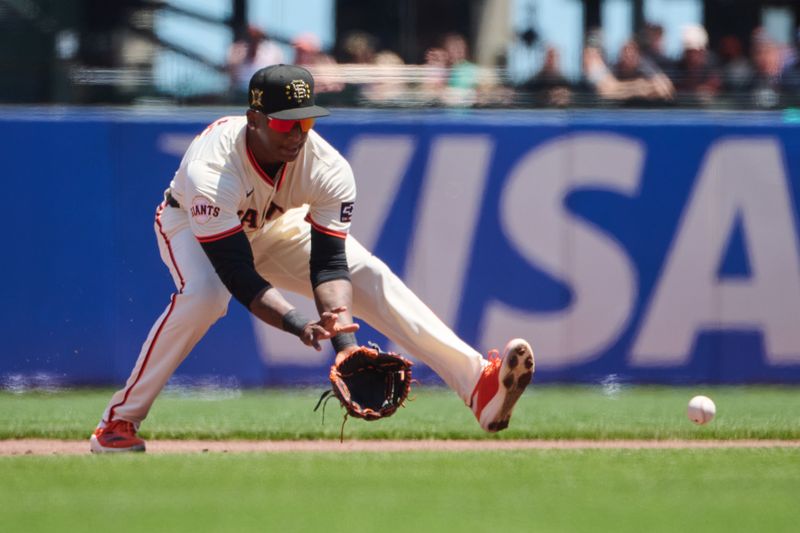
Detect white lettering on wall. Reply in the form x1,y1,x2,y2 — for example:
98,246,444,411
404,136,494,324
631,137,800,365
483,134,644,368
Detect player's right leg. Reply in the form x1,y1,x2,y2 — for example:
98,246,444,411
90,204,231,453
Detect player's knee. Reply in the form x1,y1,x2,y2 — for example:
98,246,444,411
355,254,389,277
181,276,230,318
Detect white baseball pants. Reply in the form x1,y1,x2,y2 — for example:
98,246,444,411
101,204,485,425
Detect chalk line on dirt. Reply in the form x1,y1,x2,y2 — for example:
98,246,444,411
2,439,800,456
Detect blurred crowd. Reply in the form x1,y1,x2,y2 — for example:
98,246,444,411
225,23,800,110
544,23,800,109
226,27,506,108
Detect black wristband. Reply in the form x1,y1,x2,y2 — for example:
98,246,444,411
331,332,358,353
282,309,311,337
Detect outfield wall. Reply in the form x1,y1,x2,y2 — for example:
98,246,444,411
3,108,800,386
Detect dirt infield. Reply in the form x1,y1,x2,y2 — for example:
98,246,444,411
3,439,800,456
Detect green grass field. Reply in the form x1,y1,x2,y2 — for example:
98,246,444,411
1,386,799,532
1,385,799,440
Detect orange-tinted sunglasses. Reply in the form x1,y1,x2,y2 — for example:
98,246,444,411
268,117,315,133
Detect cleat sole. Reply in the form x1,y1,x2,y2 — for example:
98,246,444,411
485,340,535,432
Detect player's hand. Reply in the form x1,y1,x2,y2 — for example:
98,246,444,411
300,306,359,351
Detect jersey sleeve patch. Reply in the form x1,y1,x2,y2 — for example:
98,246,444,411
340,202,354,222
190,195,221,224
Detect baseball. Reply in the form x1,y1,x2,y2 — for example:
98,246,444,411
687,395,716,425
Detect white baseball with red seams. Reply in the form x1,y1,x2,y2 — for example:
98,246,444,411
687,395,716,425
98,116,499,429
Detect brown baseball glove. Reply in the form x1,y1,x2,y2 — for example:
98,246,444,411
316,342,413,422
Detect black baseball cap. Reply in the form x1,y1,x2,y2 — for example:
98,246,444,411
248,64,330,120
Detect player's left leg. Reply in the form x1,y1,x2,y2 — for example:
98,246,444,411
253,209,534,431
344,236,534,431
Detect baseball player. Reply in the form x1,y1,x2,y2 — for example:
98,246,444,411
90,64,534,453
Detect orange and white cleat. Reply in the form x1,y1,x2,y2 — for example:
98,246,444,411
470,338,535,432
90,420,146,453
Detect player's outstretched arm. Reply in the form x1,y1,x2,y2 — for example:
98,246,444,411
307,226,359,353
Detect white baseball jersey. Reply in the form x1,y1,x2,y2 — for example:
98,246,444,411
168,116,356,243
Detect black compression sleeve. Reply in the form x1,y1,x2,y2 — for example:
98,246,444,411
309,227,350,288
331,333,358,353
199,229,271,307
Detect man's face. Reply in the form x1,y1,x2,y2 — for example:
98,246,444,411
619,42,640,70
685,48,705,68
247,110,310,163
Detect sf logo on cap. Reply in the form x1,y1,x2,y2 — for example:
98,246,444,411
250,88,264,108
286,80,311,103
